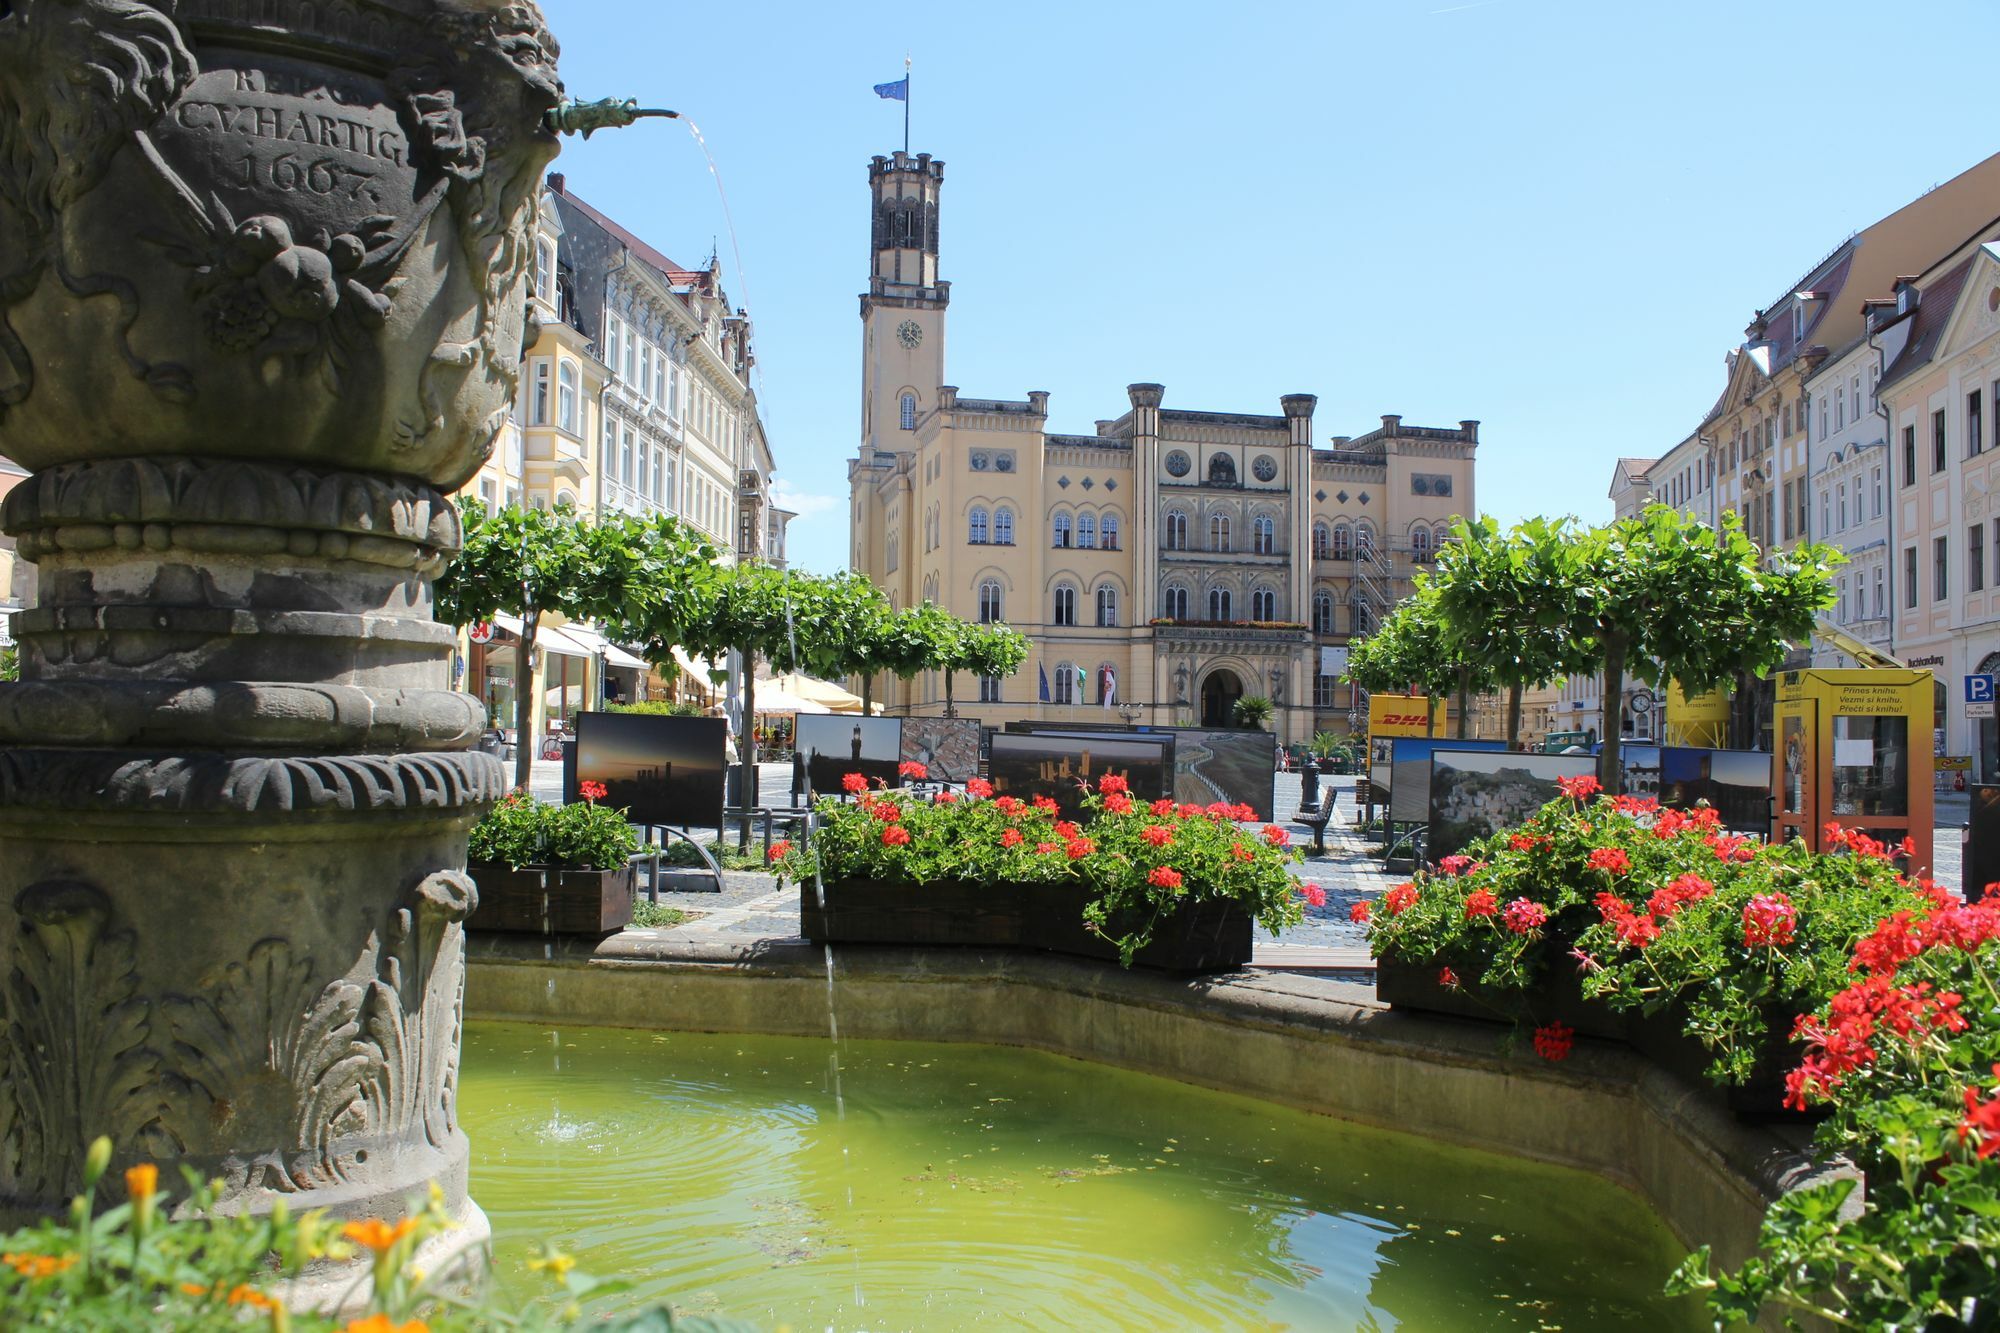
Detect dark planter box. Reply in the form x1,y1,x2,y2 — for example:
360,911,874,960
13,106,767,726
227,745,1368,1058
1623,1007,1816,1121
799,879,1253,972
467,862,634,936
1375,956,1625,1040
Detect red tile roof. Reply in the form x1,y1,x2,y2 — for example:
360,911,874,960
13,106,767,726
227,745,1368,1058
551,180,710,290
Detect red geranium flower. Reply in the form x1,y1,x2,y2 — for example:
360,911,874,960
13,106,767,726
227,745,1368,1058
1298,883,1326,908
1384,882,1419,915
1146,865,1183,889
1098,774,1129,796
1230,842,1254,862
841,772,869,795
1437,854,1473,876
1463,889,1499,919
1262,825,1289,848
1586,847,1630,875
578,780,607,803
1555,775,1601,800
1064,837,1095,859
1034,841,1057,855
1742,892,1796,948
767,839,792,862
967,778,994,799
1349,900,1372,923
1151,798,1177,817
1439,966,1460,989
1032,795,1060,814
1614,912,1661,949
1141,825,1174,847
898,760,928,781
1959,1065,2000,1160
1104,793,1134,815
1502,898,1549,934
995,796,1026,817
1532,1022,1575,1062
1000,828,1024,848
933,790,958,805
1053,820,1080,839
881,825,912,847
1508,832,1549,853
872,802,902,823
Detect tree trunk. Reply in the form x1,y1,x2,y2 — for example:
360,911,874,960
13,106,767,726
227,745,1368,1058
1506,682,1524,749
861,672,874,716
1425,695,1437,737
943,666,956,717
1600,631,1628,796
1455,667,1470,740
513,609,539,792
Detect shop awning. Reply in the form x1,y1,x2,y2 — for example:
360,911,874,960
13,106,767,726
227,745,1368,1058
672,646,727,684
557,623,650,671
535,623,596,659
768,673,869,714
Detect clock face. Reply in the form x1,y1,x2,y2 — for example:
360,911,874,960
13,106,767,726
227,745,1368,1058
896,319,923,349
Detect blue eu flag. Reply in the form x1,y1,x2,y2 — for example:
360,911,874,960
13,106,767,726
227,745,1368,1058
1038,664,1051,703
873,77,909,101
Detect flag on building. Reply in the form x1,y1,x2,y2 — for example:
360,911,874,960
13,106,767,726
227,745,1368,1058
1074,665,1088,700
1100,666,1117,708
1038,663,1051,703
873,77,908,101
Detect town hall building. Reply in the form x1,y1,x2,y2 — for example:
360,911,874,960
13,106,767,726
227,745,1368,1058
847,150,1479,745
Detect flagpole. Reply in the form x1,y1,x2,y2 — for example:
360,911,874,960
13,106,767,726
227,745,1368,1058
903,54,911,155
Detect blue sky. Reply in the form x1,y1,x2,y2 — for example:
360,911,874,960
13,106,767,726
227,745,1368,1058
539,0,2000,575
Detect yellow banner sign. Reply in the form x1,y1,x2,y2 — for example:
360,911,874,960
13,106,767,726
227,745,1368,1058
1369,693,1434,739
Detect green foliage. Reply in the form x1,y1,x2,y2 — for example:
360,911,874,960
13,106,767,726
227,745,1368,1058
628,901,691,928
607,700,705,717
1232,695,1274,728
1431,515,1595,697
467,792,639,871
0,645,15,682
1344,582,1479,702
773,780,1307,964
0,1138,751,1330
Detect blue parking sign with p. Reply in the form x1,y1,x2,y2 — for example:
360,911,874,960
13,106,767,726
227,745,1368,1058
1967,674,1995,703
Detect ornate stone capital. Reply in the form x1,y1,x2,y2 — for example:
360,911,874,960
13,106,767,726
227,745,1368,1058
0,749,505,819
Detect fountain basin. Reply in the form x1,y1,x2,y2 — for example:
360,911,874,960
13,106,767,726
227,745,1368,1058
466,934,1851,1329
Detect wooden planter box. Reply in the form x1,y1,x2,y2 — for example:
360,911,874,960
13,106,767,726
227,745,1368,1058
1375,956,1626,1040
467,862,635,936
1377,956,1817,1121
799,879,1253,972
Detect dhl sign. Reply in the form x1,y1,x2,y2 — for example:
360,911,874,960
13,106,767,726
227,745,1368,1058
1368,693,1434,739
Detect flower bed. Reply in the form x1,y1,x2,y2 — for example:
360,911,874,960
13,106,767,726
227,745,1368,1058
465,787,640,937
775,769,1308,971
1358,776,1943,1105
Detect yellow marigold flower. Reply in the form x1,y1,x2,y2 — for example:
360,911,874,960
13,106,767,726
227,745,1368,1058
339,1217,417,1254
3,1252,78,1280
340,1315,428,1333
227,1283,275,1309
179,1282,210,1297
124,1163,158,1201
527,1250,577,1279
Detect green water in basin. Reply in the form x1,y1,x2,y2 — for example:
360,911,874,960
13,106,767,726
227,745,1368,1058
460,1022,1698,1331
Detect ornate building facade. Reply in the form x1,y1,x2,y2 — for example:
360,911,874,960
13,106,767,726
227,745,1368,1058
847,151,1478,745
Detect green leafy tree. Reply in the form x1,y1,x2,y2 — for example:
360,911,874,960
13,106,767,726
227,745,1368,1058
0,644,15,682
435,500,719,790
1233,695,1275,729
1344,582,1486,737
1430,516,1599,747
959,621,1031,706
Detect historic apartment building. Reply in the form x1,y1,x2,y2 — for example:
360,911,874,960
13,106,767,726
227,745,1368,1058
846,151,1477,745
456,178,794,738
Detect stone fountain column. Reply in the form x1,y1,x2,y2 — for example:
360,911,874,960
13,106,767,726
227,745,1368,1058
0,0,562,1235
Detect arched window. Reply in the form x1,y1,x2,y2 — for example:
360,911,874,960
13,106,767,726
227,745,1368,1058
900,393,917,430
1209,514,1231,552
1312,520,1330,559
1053,661,1076,705
1052,583,1078,626
1252,515,1276,555
1330,522,1352,559
557,360,578,433
1350,595,1374,635
1410,525,1432,562
1434,522,1451,549
555,489,577,510
1251,586,1277,621
1163,585,1190,620
994,507,1015,544
1096,584,1118,627
978,580,1003,624
1052,511,1073,548
1208,453,1238,485
1313,590,1336,634
1101,514,1120,550
968,507,989,544
1077,513,1097,549
1164,510,1188,550
1356,522,1375,559
1208,587,1234,622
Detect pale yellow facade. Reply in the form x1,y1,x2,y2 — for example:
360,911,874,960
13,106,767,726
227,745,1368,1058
848,152,1477,746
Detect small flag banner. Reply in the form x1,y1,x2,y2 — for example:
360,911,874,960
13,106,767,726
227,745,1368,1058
1038,663,1052,703
873,77,908,101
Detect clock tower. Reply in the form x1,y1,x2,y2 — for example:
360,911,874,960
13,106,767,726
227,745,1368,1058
860,151,948,454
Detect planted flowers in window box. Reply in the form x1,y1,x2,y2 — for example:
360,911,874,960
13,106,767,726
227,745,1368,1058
466,784,640,936
772,767,1313,972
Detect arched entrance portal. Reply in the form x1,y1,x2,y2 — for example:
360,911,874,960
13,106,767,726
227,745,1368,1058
1201,668,1244,728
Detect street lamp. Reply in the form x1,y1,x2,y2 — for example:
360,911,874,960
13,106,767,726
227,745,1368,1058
1117,702,1143,727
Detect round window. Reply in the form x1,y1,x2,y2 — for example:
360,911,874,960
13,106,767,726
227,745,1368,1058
1164,450,1191,478
969,452,990,471
1252,455,1277,482
994,453,1015,473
